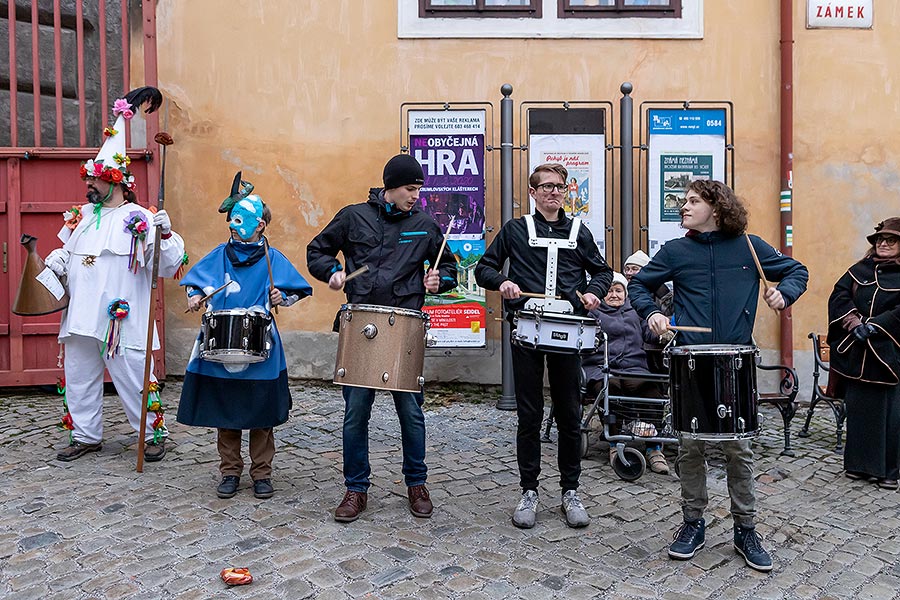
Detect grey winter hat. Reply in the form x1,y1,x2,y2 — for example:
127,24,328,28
383,154,425,190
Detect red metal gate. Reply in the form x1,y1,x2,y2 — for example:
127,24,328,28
1,0,163,386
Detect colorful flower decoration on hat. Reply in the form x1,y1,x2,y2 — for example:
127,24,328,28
112,98,135,119
124,211,150,273
144,381,168,443
103,126,118,138
102,298,130,358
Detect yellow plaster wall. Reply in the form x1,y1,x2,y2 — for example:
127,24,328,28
154,0,899,356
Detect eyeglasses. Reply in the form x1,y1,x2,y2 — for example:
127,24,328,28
875,235,899,246
536,183,567,193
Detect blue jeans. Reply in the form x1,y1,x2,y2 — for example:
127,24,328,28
342,385,427,492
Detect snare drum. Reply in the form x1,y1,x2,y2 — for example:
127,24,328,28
200,309,272,364
512,310,599,354
666,344,759,440
333,304,431,393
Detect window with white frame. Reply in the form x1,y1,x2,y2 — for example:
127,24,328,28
402,0,701,38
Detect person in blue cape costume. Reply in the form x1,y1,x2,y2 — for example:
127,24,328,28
177,174,312,500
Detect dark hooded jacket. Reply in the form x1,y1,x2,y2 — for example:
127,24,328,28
307,189,457,329
629,231,808,345
827,257,900,385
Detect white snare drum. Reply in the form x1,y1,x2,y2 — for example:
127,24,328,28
512,310,599,354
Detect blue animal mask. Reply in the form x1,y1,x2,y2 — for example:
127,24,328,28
229,195,265,240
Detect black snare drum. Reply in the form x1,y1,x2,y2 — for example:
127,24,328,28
666,344,759,440
200,309,272,363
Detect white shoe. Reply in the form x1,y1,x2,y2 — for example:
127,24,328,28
561,490,590,528
512,490,538,529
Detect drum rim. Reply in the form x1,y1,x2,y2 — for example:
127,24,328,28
341,303,426,318
203,308,272,319
677,431,759,441
667,344,757,354
515,309,596,324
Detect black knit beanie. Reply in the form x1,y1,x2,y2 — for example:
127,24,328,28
383,154,425,190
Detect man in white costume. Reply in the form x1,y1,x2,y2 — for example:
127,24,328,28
44,87,185,462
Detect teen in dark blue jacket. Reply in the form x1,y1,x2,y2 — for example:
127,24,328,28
629,180,808,573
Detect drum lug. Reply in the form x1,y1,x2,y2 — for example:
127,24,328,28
242,337,249,350
691,417,698,433
734,357,742,369
417,376,425,387
738,417,746,432
663,356,669,369
209,317,216,329
425,333,437,347
243,315,250,329
336,367,346,377
382,372,390,383
389,313,396,326
688,357,695,371
208,338,216,350
363,323,378,339
716,404,732,419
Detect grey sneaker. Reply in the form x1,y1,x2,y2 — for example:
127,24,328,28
512,490,538,529
561,489,590,528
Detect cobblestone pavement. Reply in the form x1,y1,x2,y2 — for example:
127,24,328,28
1,379,899,600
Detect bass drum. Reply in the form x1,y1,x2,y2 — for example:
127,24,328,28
666,344,759,441
333,304,431,393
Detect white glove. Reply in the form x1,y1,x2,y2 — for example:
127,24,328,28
152,209,172,234
44,248,70,277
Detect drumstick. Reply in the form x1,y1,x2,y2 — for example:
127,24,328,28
183,280,233,313
263,236,278,315
575,290,588,306
343,264,369,285
520,291,561,299
433,217,455,272
667,325,712,333
745,235,771,291
745,234,779,312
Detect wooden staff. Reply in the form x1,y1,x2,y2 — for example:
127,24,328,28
136,130,174,473
667,325,713,333
343,264,369,285
183,280,233,313
264,236,278,315
746,234,779,313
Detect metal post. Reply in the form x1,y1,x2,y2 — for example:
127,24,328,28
619,82,634,264
497,84,517,411
778,0,794,367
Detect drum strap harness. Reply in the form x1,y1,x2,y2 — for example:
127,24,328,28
524,214,581,313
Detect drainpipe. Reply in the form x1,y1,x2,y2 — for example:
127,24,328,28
779,0,794,367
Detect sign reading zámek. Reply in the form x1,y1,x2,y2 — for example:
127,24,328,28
807,0,872,29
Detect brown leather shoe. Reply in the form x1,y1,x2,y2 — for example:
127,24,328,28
408,485,433,518
334,490,367,522
56,440,102,462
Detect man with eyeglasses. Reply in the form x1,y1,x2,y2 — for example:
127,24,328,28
476,162,612,529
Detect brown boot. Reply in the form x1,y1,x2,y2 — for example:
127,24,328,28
334,490,367,523
408,485,433,518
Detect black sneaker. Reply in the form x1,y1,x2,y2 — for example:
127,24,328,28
734,526,773,572
668,518,706,559
56,440,102,462
217,476,240,499
253,479,274,499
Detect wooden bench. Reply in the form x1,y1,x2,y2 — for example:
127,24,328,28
797,332,846,452
756,361,801,456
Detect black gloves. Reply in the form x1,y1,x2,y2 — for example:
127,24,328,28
852,323,877,342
